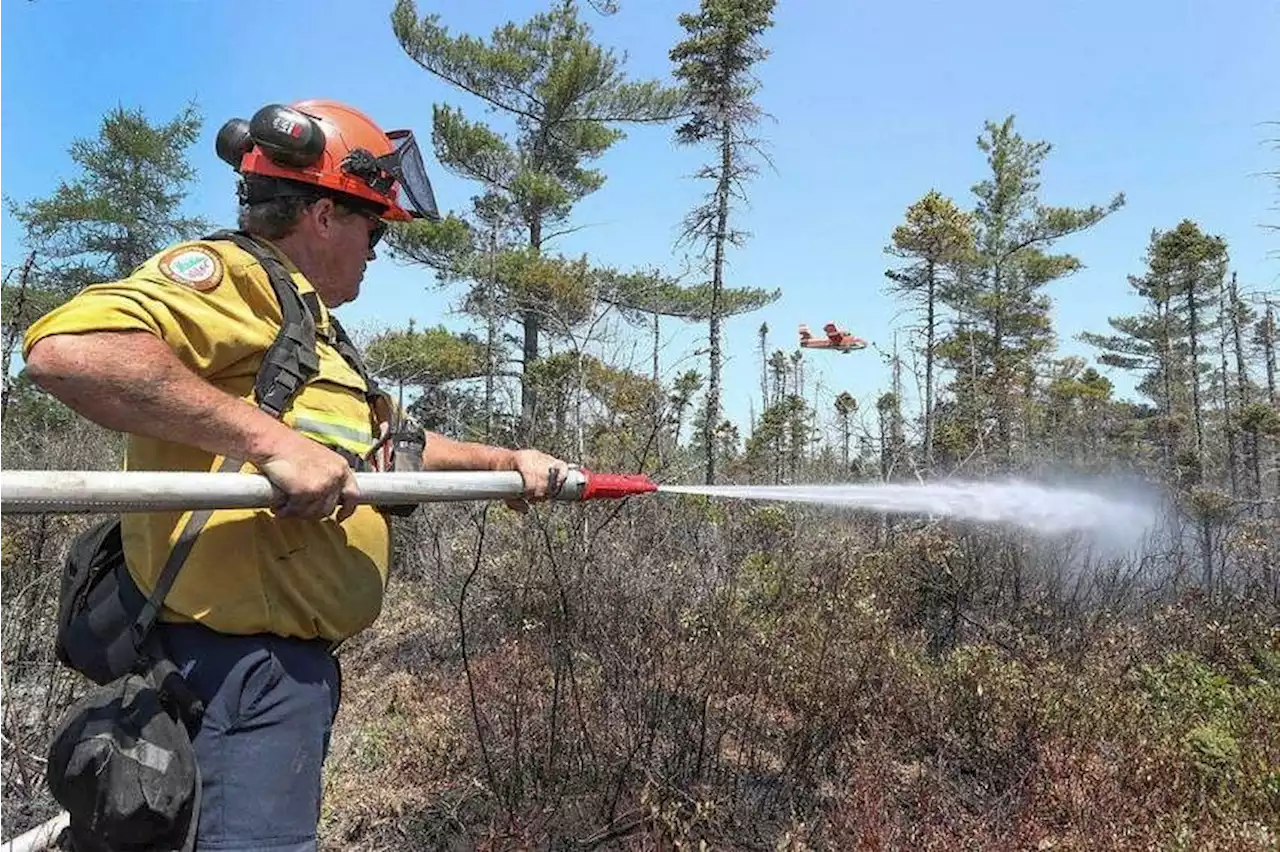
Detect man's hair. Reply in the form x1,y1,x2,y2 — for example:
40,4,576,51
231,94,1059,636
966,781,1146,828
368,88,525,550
238,196,312,241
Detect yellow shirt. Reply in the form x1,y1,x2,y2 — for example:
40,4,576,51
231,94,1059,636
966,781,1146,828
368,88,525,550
22,237,390,641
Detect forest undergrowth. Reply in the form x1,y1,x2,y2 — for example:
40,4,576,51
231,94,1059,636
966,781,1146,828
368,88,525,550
306,494,1280,851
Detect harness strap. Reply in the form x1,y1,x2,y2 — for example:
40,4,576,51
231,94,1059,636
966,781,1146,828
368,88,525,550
208,230,324,418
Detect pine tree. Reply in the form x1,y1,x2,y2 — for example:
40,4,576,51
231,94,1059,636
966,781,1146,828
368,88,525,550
364,320,487,409
4,103,209,422
599,272,778,391
1080,251,1187,470
876,392,904,480
758,322,770,410
1,254,41,422
1226,274,1256,495
669,0,777,484
834,391,858,471
669,369,704,449
1150,220,1228,469
884,190,975,471
942,116,1124,464
391,0,685,434
8,103,210,288
1082,221,1230,481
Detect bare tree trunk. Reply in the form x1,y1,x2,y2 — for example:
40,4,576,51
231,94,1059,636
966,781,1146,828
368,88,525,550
1229,273,1253,494
1186,276,1205,464
878,409,889,481
704,123,732,485
840,414,850,470
1263,303,1278,405
1261,302,1278,498
1229,274,1250,405
758,323,769,412
1200,520,1215,601
924,259,936,472
652,313,661,386
485,225,499,441
1219,272,1238,494
521,218,544,439
1,252,38,424
892,333,904,464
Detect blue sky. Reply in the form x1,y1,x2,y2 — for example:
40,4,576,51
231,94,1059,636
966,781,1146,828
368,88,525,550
3,0,1277,440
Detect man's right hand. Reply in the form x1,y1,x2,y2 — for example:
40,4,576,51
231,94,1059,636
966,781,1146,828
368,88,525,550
253,432,360,522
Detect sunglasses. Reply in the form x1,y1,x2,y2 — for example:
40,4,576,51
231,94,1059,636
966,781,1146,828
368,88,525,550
336,202,388,251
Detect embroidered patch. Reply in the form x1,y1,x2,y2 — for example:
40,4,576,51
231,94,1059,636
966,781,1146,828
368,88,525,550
158,246,223,292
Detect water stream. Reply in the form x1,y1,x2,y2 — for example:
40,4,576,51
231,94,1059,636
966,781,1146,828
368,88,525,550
658,480,1161,543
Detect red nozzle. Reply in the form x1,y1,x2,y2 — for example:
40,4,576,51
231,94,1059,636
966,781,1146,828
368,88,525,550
579,470,659,501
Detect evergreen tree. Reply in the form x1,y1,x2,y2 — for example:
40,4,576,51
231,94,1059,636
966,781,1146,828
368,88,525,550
884,190,975,471
876,391,905,479
669,0,777,484
940,116,1124,464
834,391,858,471
3,103,209,422
1153,221,1227,467
390,0,685,434
1044,358,1115,468
1,254,42,421
599,271,778,391
758,322,770,410
8,103,209,289
1223,274,1259,495
1080,243,1188,470
364,320,488,417
669,369,704,449
1082,221,1229,479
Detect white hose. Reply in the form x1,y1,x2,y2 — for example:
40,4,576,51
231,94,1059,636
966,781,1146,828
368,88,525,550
0,469,589,514
2,812,69,852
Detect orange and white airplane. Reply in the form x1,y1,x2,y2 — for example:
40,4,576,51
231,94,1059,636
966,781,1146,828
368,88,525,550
799,322,868,353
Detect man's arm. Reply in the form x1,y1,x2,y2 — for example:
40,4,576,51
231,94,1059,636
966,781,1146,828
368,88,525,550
25,330,360,520
420,432,569,503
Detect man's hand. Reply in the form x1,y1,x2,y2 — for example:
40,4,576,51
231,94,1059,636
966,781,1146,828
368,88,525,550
500,448,571,513
253,432,361,522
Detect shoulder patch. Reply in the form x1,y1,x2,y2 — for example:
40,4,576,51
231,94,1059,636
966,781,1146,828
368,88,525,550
158,245,223,292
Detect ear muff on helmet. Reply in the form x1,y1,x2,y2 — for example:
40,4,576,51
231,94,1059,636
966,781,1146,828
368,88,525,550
216,105,327,171
217,99,441,221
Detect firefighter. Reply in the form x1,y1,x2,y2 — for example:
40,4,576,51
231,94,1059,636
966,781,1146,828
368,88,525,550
23,99,568,850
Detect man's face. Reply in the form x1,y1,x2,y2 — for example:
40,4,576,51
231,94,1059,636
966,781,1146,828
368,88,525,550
303,198,385,307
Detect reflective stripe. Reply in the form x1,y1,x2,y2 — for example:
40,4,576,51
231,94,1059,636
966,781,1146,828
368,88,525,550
293,413,374,456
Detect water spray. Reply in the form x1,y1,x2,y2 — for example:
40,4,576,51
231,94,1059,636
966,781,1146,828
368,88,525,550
659,480,1160,540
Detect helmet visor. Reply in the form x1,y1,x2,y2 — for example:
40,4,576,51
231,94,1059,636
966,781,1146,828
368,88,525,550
381,131,440,221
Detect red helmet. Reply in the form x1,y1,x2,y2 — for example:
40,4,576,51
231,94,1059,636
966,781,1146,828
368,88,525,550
216,100,440,222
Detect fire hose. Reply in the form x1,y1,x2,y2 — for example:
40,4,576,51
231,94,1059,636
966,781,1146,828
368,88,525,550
0,467,659,514
0,466,656,852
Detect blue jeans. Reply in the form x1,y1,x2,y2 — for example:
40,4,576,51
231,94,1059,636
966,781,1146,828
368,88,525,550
157,623,341,852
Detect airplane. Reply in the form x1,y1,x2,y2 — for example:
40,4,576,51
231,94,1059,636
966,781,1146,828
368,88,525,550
799,322,868,353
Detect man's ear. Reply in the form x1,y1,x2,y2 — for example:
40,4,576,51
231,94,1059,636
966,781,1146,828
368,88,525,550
309,197,339,239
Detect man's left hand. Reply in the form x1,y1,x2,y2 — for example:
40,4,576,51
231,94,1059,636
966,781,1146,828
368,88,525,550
501,448,571,512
